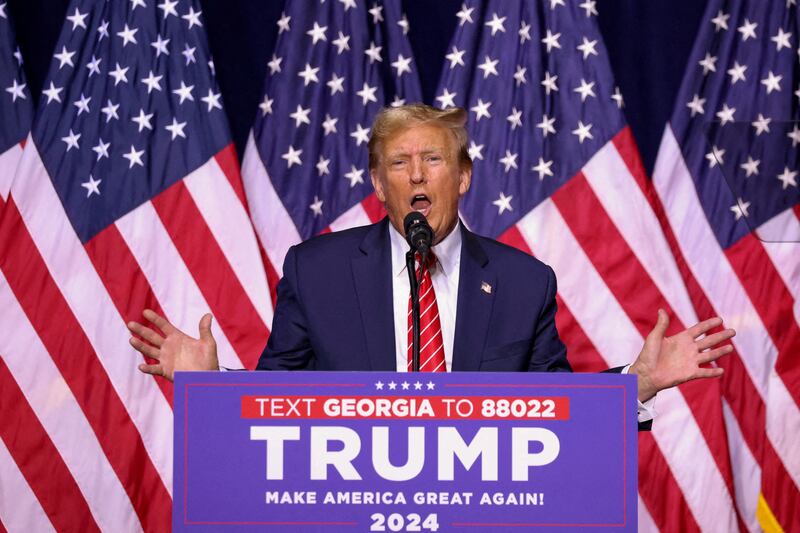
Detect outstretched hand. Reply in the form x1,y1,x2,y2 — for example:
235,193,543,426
128,309,219,382
630,309,735,403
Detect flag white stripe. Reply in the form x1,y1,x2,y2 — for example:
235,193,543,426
10,139,173,491
517,197,738,532
756,209,800,324
0,142,23,201
329,199,372,232
241,131,301,277
0,438,56,533
583,142,698,326
654,126,800,491
638,495,659,533
722,399,761,533
0,270,142,533
184,156,274,329
115,201,244,371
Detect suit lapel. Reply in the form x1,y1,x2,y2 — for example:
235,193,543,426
351,219,396,371
451,226,495,371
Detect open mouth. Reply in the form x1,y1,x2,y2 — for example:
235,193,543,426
410,194,431,216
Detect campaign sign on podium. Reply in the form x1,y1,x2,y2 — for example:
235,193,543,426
174,371,637,532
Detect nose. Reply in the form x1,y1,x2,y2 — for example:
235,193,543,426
409,158,425,184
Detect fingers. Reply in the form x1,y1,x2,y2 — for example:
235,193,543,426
647,308,670,342
693,366,724,380
696,328,736,351
137,363,164,377
127,321,164,348
698,344,733,364
687,316,724,339
198,313,214,342
142,308,176,335
129,336,161,360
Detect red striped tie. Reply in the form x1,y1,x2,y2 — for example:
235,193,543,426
408,252,445,372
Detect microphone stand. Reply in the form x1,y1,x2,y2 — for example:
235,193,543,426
406,250,421,372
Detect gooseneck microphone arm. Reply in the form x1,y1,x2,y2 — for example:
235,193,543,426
403,212,435,373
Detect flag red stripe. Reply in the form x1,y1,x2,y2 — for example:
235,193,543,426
761,443,800,531
85,224,173,406
152,180,269,369
0,358,100,533
0,199,171,532
725,234,800,404
361,192,387,223
214,143,247,208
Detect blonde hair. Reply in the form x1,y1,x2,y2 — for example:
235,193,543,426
368,104,472,170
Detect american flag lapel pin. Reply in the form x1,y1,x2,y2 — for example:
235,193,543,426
480,281,492,294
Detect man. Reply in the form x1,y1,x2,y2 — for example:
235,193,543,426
128,104,735,408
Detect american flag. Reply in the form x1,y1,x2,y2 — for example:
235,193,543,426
0,2,30,203
241,0,421,288
0,0,270,530
652,0,800,531
435,0,789,531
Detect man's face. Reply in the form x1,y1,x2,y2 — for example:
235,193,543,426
370,123,471,244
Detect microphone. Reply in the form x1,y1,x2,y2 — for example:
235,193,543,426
403,212,434,255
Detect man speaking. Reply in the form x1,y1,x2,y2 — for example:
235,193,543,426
128,104,735,408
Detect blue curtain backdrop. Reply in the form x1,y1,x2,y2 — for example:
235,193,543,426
7,0,707,174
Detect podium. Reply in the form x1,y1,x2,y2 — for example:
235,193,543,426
174,371,637,531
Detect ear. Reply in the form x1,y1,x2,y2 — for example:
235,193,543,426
458,165,472,197
370,169,386,202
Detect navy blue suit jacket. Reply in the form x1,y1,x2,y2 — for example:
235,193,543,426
257,218,571,373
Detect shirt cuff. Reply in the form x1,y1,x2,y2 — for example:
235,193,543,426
621,364,657,423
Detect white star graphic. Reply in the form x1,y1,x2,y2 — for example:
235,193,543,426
364,41,383,63
108,62,129,85
276,12,291,33
123,145,145,168
739,156,760,177
577,37,598,59
532,157,554,180
445,46,465,69
751,114,771,135
13,46,21,64
727,62,747,84
477,56,499,79
506,107,522,130
536,114,556,137
573,79,596,101
282,145,303,168
519,21,531,43
322,114,338,135
761,71,782,94
397,14,410,35
182,7,203,28
289,104,311,127
611,86,624,108
158,0,178,18
777,166,798,189
259,95,273,116
81,175,101,197
298,63,320,86
85,55,102,77
92,139,110,160
388,381,397,390
306,22,328,44
62,129,81,151
141,71,163,93
117,24,138,47
686,94,706,116
67,7,88,30
356,82,378,105
391,96,406,108
101,100,120,122
737,19,757,41
0,2,6,18
98,20,110,40
345,166,365,187
470,99,492,121
499,150,518,172
572,121,593,143
332,31,350,54
550,0,566,8
316,156,330,176
436,88,457,108
309,195,323,216
456,3,474,25
131,109,154,131
771,28,792,51
350,124,371,146
375,381,384,390
339,0,356,11
414,381,423,390
130,0,146,11
493,192,513,214
787,125,800,147
5,80,25,102
715,104,736,125
165,118,187,140
182,43,197,65
426,381,435,390
484,12,506,36
151,34,170,57
369,3,383,23
54,46,76,69
710,10,729,31
172,81,195,104
468,141,484,160
401,381,410,390
698,53,717,74
42,82,63,104
542,30,561,52
513,65,527,86
579,0,598,17
325,73,344,95
541,71,558,94
392,54,412,77
201,89,223,111
73,93,91,115
730,198,750,220
705,145,725,167
267,54,282,74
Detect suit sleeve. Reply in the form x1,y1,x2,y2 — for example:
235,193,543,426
255,246,316,370
527,265,571,373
